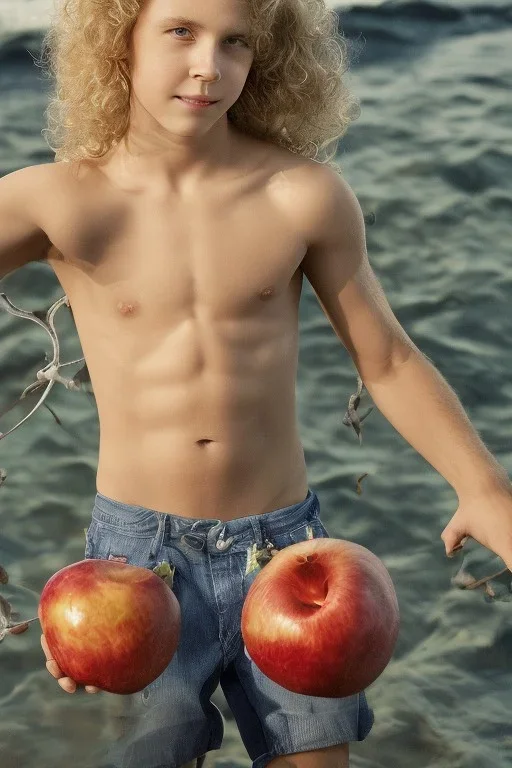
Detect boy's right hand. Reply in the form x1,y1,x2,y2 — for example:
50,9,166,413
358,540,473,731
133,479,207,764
41,633,102,694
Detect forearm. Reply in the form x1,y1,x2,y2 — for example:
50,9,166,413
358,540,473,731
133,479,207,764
362,351,510,499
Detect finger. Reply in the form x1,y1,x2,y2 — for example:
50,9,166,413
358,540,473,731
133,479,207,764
41,635,74,684
40,633,53,660
57,677,77,694
45,658,63,678
47,661,98,693
446,536,469,558
41,635,101,693
41,637,62,677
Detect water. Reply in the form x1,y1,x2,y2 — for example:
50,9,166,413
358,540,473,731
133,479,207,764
1,1,511,767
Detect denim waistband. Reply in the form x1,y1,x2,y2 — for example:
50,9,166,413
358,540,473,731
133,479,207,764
93,488,320,544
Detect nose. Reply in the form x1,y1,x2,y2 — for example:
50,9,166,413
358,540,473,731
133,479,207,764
190,46,221,83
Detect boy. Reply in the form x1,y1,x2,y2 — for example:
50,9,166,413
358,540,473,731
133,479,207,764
2,0,511,766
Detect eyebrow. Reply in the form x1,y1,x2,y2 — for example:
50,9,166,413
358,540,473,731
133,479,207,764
158,16,249,36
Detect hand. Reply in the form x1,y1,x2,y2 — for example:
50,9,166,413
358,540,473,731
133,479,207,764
41,633,102,694
441,481,512,571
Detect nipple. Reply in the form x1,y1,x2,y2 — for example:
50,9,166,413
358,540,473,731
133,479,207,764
259,286,274,300
117,300,138,316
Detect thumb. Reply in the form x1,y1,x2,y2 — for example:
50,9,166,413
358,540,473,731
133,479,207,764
441,519,469,558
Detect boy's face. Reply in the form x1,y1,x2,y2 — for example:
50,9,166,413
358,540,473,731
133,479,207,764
128,0,254,136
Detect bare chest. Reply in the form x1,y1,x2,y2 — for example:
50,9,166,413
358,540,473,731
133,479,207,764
44,164,307,333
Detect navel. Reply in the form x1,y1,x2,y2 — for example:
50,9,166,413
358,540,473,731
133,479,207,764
259,286,274,300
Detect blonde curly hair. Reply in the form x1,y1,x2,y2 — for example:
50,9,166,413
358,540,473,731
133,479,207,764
37,0,361,173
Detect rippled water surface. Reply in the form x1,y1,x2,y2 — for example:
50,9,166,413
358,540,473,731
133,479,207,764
1,2,511,766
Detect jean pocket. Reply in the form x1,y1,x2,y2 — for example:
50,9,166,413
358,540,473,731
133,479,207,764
91,504,160,537
285,516,331,545
84,518,159,570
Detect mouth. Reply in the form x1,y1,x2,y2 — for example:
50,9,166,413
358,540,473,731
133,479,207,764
175,96,218,106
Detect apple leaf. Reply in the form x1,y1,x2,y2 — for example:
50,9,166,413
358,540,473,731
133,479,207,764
153,560,176,590
255,543,279,569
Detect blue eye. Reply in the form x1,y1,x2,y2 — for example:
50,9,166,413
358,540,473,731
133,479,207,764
169,28,247,46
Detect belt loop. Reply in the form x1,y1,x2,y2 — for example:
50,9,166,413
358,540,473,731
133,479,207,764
150,512,166,559
249,517,264,550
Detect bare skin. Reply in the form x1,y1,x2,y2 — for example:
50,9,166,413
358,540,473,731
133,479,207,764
41,125,312,520
36,125,316,698
41,633,100,694
38,137,353,768
9,4,353,761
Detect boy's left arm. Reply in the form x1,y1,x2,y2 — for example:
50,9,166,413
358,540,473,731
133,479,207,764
299,165,512,570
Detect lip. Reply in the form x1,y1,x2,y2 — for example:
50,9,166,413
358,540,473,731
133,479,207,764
178,96,217,103
175,96,218,108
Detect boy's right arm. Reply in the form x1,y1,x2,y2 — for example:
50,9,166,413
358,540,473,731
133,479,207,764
0,165,53,280
0,166,102,694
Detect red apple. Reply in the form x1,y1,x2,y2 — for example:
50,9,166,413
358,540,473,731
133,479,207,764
241,538,399,698
38,559,181,694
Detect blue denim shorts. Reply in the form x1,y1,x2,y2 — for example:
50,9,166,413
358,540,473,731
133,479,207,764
84,487,375,768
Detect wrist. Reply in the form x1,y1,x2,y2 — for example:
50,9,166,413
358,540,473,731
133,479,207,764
454,464,511,501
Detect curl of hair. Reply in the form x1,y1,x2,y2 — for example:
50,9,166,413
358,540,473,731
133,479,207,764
36,0,361,174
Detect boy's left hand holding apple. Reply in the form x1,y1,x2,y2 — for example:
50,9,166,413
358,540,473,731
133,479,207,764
41,633,102,695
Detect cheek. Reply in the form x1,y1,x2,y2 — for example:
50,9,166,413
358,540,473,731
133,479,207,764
131,68,168,104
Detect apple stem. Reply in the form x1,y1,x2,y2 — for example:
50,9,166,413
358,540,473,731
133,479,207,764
9,616,40,629
0,616,40,641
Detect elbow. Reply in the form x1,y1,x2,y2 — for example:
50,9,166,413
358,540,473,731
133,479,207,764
354,343,420,386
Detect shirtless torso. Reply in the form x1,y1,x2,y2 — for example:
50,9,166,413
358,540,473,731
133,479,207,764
35,125,320,520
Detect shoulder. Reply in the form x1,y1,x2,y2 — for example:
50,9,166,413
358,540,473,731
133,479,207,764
263,150,364,251
288,161,362,232
3,161,57,199
15,159,79,186
13,160,82,206
16,160,95,264
23,160,84,227
30,158,106,216
0,162,60,236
